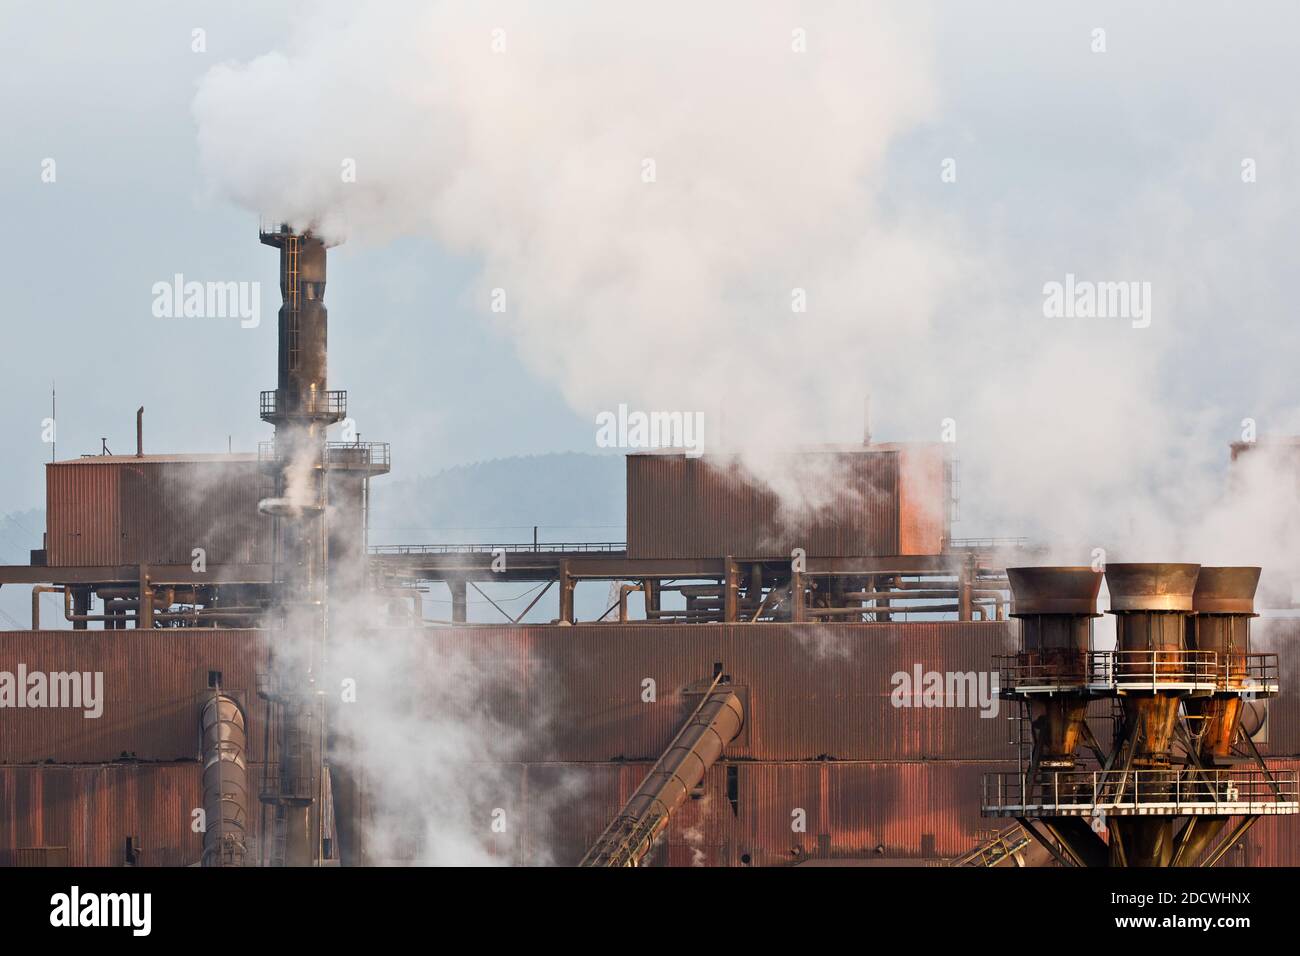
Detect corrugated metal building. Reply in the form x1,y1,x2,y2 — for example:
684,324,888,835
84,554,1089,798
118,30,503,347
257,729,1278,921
44,455,272,567
3,619,1296,865
626,444,950,560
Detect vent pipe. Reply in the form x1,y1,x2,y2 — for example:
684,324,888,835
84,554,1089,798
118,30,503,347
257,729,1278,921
136,406,144,457
1189,567,1261,761
1006,566,1102,768
201,692,249,867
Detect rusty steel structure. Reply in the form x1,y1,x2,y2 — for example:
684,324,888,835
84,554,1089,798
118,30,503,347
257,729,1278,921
253,224,389,867
255,224,334,868
985,563,1298,867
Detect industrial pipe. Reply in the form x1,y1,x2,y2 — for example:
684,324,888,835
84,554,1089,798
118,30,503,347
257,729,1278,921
31,585,64,629
201,692,249,867
581,678,744,867
62,586,135,625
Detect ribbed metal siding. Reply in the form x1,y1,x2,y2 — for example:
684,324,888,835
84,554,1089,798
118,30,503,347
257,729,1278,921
1256,618,1300,755
46,463,122,566
737,761,996,866
626,452,901,559
3,623,1015,766
347,760,1001,867
897,445,949,554
0,764,203,866
1239,759,1300,866
119,461,271,566
418,622,1017,762
0,630,269,764
45,459,271,568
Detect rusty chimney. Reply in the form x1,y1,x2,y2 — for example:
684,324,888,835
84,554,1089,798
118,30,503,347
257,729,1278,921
1104,563,1200,768
1189,567,1261,762
1007,567,1103,769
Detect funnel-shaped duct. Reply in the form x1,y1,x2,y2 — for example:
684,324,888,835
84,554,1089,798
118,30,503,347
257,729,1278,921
1008,567,1103,617
1192,566,1261,615
1105,563,1200,612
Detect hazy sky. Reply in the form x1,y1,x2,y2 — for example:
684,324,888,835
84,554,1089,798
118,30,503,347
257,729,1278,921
2,1,1297,555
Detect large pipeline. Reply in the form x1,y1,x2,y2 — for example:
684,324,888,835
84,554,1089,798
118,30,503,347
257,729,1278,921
581,678,744,867
201,692,250,867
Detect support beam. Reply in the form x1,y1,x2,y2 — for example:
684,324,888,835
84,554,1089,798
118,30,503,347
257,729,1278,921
450,578,467,623
558,560,574,624
1200,816,1257,868
138,564,154,630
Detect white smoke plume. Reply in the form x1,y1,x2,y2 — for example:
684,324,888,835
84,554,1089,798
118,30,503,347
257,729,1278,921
192,1,970,500
192,2,1300,576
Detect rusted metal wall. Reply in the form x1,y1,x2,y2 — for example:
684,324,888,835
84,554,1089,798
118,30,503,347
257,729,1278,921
0,623,1015,765
4,619,1296,867
45,456,272,567
898,445,949,555
9,758,1294,867
6,618,1293,766
356,760,1004,867
627,448,952,559
370,622,1018,762
0,764,202,866
45,462,121,566
1237,759,1300,866
0,762,276,867
0,630,268,764
1255,618,1300,756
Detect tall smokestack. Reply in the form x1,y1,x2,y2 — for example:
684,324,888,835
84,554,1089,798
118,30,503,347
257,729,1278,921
257,223,343,867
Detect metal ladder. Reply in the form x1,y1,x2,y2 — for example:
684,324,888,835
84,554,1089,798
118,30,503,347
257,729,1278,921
950,824,1032,867
285,235,301,372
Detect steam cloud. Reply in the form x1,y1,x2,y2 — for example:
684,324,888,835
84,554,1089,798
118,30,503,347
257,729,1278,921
193,2,1300,574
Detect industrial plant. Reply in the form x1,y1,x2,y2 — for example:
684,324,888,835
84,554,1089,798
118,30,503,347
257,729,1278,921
0,228,1296,869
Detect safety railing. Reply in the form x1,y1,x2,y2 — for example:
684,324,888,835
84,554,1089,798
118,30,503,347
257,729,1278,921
369,541,626,555
995,652,1092,691
997,649,1260,694
946,537,1030,551
1100,650,1220,691
324,442,390,469
1218,653,1279,696
983,768,1300,816
257,441,391,470
259,389,347,421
